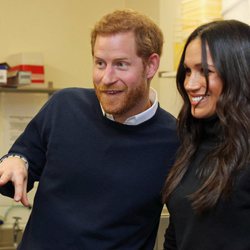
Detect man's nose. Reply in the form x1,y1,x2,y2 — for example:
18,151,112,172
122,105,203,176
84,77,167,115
102,65,117,85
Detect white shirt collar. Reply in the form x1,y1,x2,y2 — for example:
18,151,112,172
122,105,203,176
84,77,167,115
101,88,158,125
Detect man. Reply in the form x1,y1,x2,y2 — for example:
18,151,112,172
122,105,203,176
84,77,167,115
0,9,178,249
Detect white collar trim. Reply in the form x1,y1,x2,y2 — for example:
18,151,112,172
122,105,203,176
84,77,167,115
101,88,158,125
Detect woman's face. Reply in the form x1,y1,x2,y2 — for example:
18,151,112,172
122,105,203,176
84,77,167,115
183,38,223,119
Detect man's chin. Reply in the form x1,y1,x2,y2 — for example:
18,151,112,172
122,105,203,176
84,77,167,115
100,100,122,114
102,107,120,115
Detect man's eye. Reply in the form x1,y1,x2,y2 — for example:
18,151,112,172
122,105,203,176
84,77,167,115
95,60,105,69
116,62,128,69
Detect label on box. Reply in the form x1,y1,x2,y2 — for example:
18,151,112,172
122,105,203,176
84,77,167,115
7,71,32,86
0,69,7,83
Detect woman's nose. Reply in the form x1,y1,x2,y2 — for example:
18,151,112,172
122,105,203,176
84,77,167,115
184,72,202,91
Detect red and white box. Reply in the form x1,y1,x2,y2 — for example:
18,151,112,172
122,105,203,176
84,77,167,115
7,52,45,84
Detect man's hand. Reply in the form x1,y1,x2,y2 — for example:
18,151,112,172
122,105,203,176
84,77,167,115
0,157,30,207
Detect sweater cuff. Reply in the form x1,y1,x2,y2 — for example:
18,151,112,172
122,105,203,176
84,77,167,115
0,153,29,169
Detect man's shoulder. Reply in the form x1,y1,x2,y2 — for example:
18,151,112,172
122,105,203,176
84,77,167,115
54,87,95,98
43,88,98,112
50,87,96,103
157,106,177,126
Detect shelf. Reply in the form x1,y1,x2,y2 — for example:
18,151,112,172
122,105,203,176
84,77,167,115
0,87,59,95
158,71,176,78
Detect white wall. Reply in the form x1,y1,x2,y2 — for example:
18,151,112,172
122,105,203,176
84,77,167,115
0,0,126,89
222,0,250,24
0,0,161,89
157,0,183,117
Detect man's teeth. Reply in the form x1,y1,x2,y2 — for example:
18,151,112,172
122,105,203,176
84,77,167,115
192,96,203,102
107,90,117,94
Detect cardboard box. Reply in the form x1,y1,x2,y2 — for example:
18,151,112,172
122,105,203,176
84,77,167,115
0,63,9,84
7,53,45,84
7,71,32,87
8,65,44,83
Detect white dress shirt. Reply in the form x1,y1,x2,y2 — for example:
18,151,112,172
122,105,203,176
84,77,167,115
102,88,158,125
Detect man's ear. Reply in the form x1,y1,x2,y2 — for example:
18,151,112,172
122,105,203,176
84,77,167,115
146,53,160,79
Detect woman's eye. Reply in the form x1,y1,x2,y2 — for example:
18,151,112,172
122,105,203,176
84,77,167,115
200,68,213,75
184,67,191,76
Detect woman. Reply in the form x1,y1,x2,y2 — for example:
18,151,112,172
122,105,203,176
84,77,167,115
163,20,250,250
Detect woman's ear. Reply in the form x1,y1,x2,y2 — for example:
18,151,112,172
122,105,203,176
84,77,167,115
146,53,160,79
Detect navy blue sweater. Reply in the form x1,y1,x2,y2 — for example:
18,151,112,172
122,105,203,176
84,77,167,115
1,88,178,250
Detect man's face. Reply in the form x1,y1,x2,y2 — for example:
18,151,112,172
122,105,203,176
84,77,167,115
92,31,151,123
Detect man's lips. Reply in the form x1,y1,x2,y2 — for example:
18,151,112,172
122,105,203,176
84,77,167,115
101,90,123,95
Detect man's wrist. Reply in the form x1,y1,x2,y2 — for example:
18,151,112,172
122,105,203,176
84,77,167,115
0,154,29,169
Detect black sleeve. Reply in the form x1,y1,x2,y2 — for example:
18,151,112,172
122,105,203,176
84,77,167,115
0,94,56,197
163,216,177,250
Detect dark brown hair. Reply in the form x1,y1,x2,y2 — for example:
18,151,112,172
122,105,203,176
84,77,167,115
163,20,250,212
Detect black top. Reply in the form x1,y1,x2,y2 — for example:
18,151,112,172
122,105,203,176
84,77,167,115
0,88,179,250
165,117,250,250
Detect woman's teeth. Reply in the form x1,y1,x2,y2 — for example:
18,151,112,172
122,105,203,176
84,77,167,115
192,96,204,102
